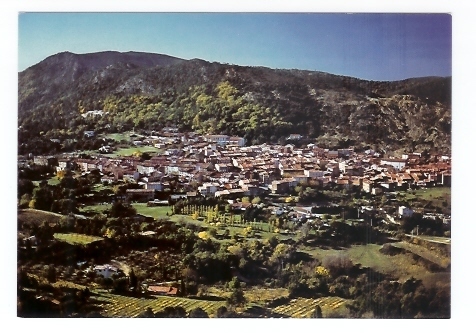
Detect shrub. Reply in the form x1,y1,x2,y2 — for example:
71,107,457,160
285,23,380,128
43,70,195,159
322,253,353,277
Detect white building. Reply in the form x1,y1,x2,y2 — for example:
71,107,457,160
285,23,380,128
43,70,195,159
380,158,407,171
198,182,220,197
304,169,325,178
398,206,414,218
92,264,120,279
229,136,246,147
145,182,164,191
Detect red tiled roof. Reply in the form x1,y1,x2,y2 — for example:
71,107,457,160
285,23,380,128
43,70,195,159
148,286,178,295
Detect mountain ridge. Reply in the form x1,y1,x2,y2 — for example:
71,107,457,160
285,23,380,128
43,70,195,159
18,51,451,155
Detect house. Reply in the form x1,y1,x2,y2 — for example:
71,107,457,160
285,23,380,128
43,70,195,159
147,286,179,296
198,182,220,197
165,165,180,175
81,110,104,118
304,169,325,179
271,179,297,194
286,134,302,141
229,136,246,147
84,130,95,138
336,178,352,190
217,188,244,199
56,158,74,172
145,182,164,191
398,206,414,219
327,150,339,159
215,163,231,172
338,148,354,157
126,189,155,202
371,187,383,195
441,172,451,186
92,264,120,278
137,162,157,176
170,194,187,201
204,134,230,145
293,175,309,185
231,202,253,212
242,184,261,197
33,155,57,167
380,158,407,171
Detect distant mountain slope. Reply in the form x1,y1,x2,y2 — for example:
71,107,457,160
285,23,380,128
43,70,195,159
18,51,451,155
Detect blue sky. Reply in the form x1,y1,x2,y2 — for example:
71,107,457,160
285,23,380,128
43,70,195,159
18,12,451,81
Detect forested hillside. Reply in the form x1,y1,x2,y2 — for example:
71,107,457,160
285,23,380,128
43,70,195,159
18,51,451,155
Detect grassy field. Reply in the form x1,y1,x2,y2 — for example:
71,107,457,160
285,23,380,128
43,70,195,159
104,133,132,142
132,203,173,219
32,176,61,187
80,204,112,214
272,296,350,318
91,183,112,193
53,233,104,245
302,242,450,288
408,235,451,244
18,209,64,226
398,186,451,209
108,146,162,157
91,292,226,318
413,187,451,200
393,241,450,268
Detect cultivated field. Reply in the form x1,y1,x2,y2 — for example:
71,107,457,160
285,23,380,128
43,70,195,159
272,296,350,318
206,287,289,305
18,209,64,226
53,233,104,245
91,292,226,318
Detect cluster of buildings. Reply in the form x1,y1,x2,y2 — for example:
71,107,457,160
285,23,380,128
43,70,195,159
29,131,452,206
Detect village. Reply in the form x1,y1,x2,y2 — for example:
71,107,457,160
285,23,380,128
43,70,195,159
27,127,451,222
17,127,452,318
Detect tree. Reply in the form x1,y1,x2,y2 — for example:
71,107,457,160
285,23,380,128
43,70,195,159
110,201,136,218
227,287,246,309
322,254,353,277
310,305,323,318
46,265,57,283
129,269,138,292
208,228,217,238
298,222,311,241
216,306,228,318
140,307,155,318
31,186,54,211
156,306,187,318
225,277,246,308
18,178,34,199
113,277,129,293
251,197,261,205
188,307,209,318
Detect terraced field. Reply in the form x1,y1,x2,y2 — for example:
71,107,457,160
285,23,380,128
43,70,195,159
272,296,350,318
92,292,226,318
206,287,289,305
